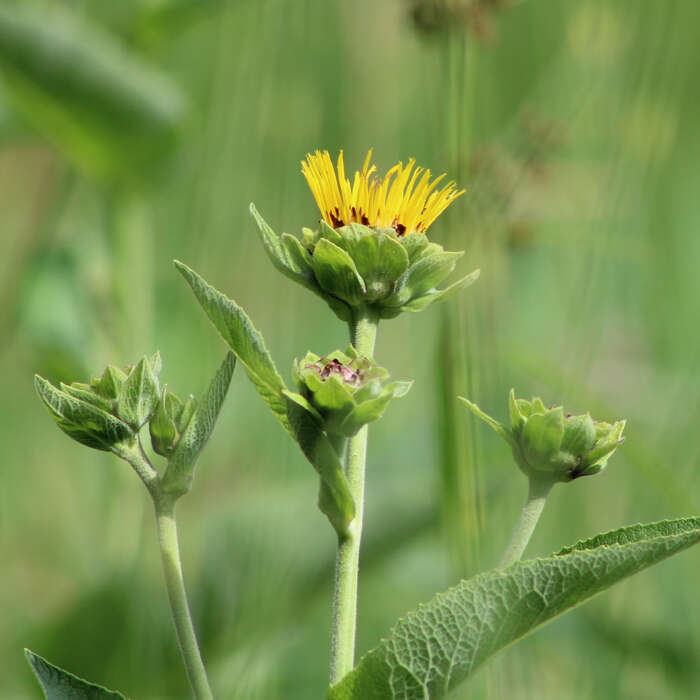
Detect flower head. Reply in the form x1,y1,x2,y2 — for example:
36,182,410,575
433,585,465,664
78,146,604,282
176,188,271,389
460,390,626,483
291,347,412,437
301,149,464,236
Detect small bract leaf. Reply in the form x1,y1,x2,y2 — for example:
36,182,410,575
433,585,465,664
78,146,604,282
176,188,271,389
250,203,312,287
458,396,514,448
116,356,160,430
560,413,596,456
149,389,178,457
399,231,429,263
521,407,564,468
162,352,235,498
508,387,524,433
312,238,367,306
25,648,128,699
395,251,463,302
329,517,700,700
396,268,480,312
341,228,409,302
175,261,292,435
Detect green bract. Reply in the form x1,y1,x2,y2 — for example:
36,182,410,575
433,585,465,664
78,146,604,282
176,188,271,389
34,352,163,451
250,203,480,321
149,387,197,457
290,347,411,438
460,390,626,482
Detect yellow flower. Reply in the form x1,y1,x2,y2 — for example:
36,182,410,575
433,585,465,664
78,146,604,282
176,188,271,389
301,149,464,236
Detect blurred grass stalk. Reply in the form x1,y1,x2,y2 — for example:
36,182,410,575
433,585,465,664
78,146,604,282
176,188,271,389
437,29,483,580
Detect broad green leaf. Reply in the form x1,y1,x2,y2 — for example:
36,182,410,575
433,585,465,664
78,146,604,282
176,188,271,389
284,391,354,538
116,356,160,430
35,375,133,451
162,352,235,497
0,5,185,180
25,648,128,699
175,261,291,434
312,238,367,306
329,517,700,700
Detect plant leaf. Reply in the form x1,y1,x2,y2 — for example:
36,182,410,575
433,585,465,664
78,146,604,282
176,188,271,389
25,648,128,699
284,391,355,538
175,261,291,435
162,352,236,497
329,517,700,699
116,356,160,430
35,375,133,451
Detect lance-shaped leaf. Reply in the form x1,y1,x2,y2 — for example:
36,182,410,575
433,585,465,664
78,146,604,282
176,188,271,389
175,261,291,434
328,517,700,700
116,355,160,430
250,202,312,284
397,268,481,313
284,391,355,538
25,648,128,699
35,375,133,451
161,352,236,497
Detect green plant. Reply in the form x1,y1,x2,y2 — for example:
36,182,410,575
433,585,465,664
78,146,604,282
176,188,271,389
31,148,700,700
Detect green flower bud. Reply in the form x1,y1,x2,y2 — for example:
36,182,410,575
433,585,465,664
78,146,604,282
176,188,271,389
251,206,480,323
35,352,163,452
149,387,197,457
461,390,626,482
291,346,411,437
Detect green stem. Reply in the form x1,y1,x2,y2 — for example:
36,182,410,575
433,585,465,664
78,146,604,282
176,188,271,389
498,477,553,568
155,495,214,700
329,307,378,685
118,442,213,699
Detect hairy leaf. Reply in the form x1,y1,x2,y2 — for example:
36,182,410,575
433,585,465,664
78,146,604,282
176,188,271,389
284,391,355,537
175,261,291,434
329,517,700,699
25,649,128,699
162,352,236,497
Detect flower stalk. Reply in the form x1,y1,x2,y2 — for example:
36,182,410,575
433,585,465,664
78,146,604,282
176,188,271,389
330,307,378,685
498,476,553,568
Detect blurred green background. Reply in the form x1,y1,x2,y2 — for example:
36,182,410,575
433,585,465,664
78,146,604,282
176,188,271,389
2,0,700,698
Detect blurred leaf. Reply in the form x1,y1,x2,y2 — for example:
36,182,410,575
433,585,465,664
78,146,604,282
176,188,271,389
0,4,186,180
25,649,128,699
162,352,236,497
329,517,700,699
175,261,291,434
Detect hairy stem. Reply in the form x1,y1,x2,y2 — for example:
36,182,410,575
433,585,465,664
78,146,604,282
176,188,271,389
329,307,378,685
499,477,553,568
155,495,214,700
